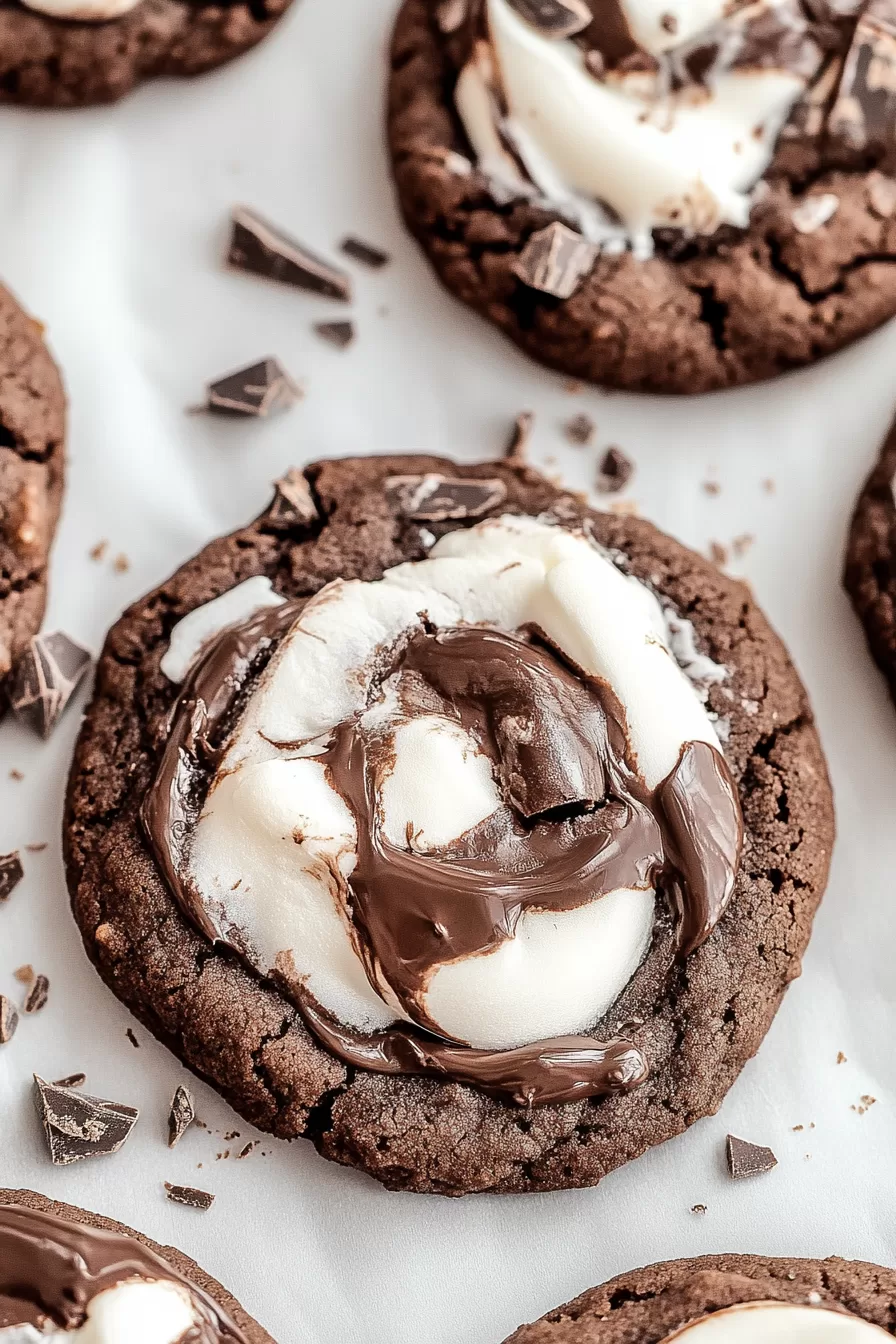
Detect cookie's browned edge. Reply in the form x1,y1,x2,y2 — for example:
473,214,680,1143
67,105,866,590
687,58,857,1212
0,1188,274,1343
387,0,896,394
0,0,294,107
844,418,896,707
506,1254,896,1343
64,454,835,1195
0,283,65,698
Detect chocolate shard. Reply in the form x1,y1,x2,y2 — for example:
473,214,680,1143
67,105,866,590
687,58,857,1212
165,1182,215,1211
726,1133,778,1180
53,1073,86,1088
505,411,534,461
507,0,591,37
0,996,19,1045
340,236,390,269
168,1085,196,1148
8,633,92,740
827,0,896,154
206,358,300,419
23,974,49,1015
314,320,355,349
597,446,634,493
513,223,597,299
228,206,352,301
565,412,595,446
385,473,507,522
267,468,319,527
33,1075,139,1166
0,852,23,902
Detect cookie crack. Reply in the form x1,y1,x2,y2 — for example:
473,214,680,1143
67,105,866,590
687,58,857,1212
766,234,896,306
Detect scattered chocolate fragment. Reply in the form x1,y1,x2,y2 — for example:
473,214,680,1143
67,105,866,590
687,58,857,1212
691,1203,707,1214
505,411,534,461
267,468,319,527
385,473,507,521
126,1028,140,1048
9,769,23,781
113,554,130,574
25,843,47,854
168,1085,196,1148
703,480,721,496
23,974,49,1015
710,540,729,567
0,852,24,903
513,222,597,300
229,206,352,301
732,532,755,558
506,0,591,38
53,1073,86,1088
165,1183,215,1211
314,320,355,349
837,1050,847,1063
34,1075,139,1165
238,1141,256,1158
89,540,108,562
437,0,465,31
564,412,595,446
340,236,390,269
0,996,19,1044
206,358,300,419
726,1133,778,1180
8,633,92,739
596,445,634,493
660,11,678,33
828,0,896,155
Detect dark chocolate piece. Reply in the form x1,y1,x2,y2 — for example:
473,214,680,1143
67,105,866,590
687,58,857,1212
165,1183,215,1211
340,236,390,268
565,412,595,446
34,1076,139,1165
513,223,597,299
206,358,300,419
228,206,352,301
384,473,508,520
726,1133,778,1179
314,321,356,349
506,0,591,38
505,411,534,461
8,633,92,739
597,446,634,493
0,996,18,1044
53,1073,86,1088
828,0,896,154
23,974,49,1014
126,1028,140,1048
168,1085,196,1148
0,852,24,902
267,469,319,527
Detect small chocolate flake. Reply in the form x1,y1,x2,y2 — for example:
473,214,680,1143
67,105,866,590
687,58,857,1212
126,1028,140,1049
564,412,595,446
596,446,633,493
0,852,24,902
229,206,351,301
710,540,729,567
14,965,34,985
340,236,390,269
691,1203,707,1214
24,974,49,1015
53,1073,86,1089
0,996,19,1044
793,1123,804,1131
660,10,678,32
837,1051,847,1063
34,1075,138,1165
8,633,92,740
165,1183,215,1211
385,473,507,522
506,0,591,38
89,540,108,562
113,554,130,574
505,411,534,461
9,769,23,781
726,1133,778,1180
206,358,300,419
703,480,721,496
513,222,597,300
25,843,47,854
238,1141,256,1158
168,1085,196,1148
314,320,355,349
267,468,319,528
224,1130,240,1140
437,0,466,31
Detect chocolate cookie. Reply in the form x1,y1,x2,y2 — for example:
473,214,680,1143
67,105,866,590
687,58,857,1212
0,284,65,702
0,1187,274,1341
505,1254,896,1344
0,0,294,107
64,455,834,1195
845,417,896,706
388,0,896,394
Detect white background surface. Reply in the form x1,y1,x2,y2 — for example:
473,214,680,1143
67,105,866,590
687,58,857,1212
2,2,896,1341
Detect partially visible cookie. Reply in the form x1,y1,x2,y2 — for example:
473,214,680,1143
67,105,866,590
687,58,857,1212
0,0,294,107
0,284,65,701
845,419,896,707
505,1254,896,1344
0,1188,274,1342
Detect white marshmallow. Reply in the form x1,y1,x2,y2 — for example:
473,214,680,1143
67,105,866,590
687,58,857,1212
660,1302,892,1343
160,576,285,684
0,1281,197,1344
21,0,140,20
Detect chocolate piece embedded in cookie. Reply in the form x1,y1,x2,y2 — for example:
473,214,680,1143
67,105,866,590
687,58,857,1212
845,416,896,706
65,455,833,1194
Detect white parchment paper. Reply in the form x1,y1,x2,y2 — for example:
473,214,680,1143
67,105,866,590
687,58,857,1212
2,3,896,1342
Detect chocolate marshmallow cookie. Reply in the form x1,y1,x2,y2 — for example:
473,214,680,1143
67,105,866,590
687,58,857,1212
845,416,896,705
65,455,834,1194
0,285,64,702
389,0,896,393
0,1188,273,1342
0,0,294,107
506,1254,896,1344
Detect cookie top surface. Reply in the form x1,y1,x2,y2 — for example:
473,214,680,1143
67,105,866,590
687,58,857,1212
505,1254,896,1344
0,284,65,695
65,454,834,1195
388,0,896,393
844,416,896,704
0,0,293,107
0,1188,273,1342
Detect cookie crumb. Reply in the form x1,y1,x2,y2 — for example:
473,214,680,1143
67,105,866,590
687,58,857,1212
762,477,775,494
26,843,47,854
709,540,729,567
702,480,721,496
505,411,534,462
113,553,130,574
691,1203,707,1215
596,446,633,493
836,1051,847,1064
14,965,34,984
732,533,754,558
564,412,595,446
89,540,108,562
9,769,23,781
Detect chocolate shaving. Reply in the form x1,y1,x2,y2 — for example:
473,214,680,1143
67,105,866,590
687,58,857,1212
506,0,591,38
267,468,319,527
0,996,18,1044
8,633,92,739
165,1183,215,1211
168,1085,196,1148
228,206,352,301
505,411,534,461
828,0,896,154
23,974,49,1014
726,1133,778,1179
340,236,390,268
597,446,634,493
565,412,595,446
385,473,507,521
314,320,355,349
34,1075,139,1165
0,851,23,902
206,358,300,418
53,1073,86,1088
513,223,597,299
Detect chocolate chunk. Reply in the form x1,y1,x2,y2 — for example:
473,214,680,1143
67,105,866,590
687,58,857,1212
506,0,591,38
206,358,300,418
513,223,597,300
505,411,534,462
828,0,896,154
0,852,23,902
597,446,634,493
726,1133,778,1179
314,320,356,349
340,236,390,269
0,996,18,1044
168,1085,196,1148
385,473,508,521
8,633,92,739
565,412,595,446
229,206,352,301
53,1073,86,1088
165,1183,215,1211
267,468,319,527
23,974,49,1015
126,1028,140,1048
34,1075,139,1165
